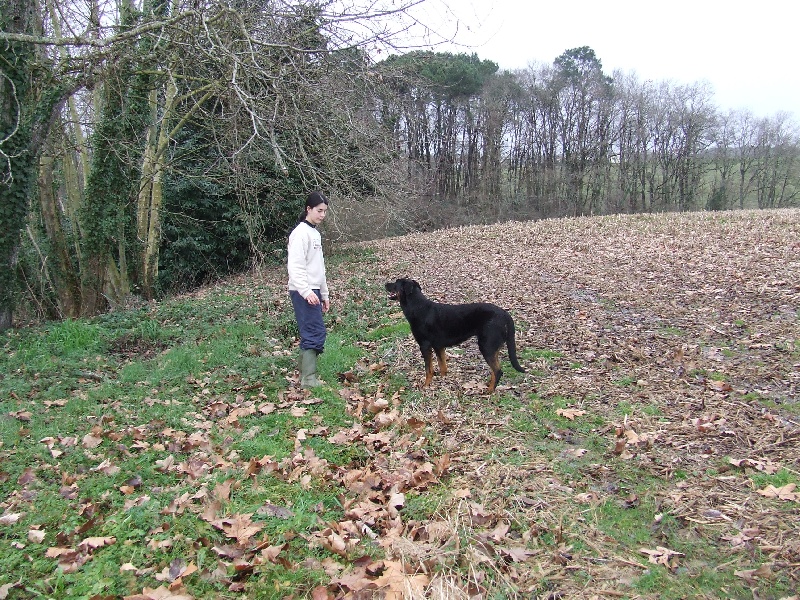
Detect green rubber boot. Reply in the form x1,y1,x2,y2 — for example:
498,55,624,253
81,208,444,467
299,349,322,388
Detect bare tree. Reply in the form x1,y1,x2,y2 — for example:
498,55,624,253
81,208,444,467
1,0,436,325
752,113,800,208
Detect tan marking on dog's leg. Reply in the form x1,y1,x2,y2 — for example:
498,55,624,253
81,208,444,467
436,348,448,376
423,347,434,387
486,351,501,393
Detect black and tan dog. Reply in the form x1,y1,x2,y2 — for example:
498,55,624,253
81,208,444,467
385,278,525,393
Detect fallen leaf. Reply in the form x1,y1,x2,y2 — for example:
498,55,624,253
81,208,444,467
257,503,294,519
557,408,586,420
499,546,538,562
574,492,600,504
757,483,799,501
707,379,732,392
82,433,103,449
734,563,774,584
0,513,24,525
211,513,264,545
28,529,46,543
154,455,175,472
123,585,195,600
640,546,684,570
0,581,20,599
79,536,116,550
490,520,510,542
10,410,32,421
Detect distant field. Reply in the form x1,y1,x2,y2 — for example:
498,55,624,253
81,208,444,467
356,208,800,598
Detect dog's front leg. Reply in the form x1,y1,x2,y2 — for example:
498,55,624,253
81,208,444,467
420,343,435,387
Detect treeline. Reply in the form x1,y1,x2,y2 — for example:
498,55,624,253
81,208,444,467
377,48,799,227
1,0,798,328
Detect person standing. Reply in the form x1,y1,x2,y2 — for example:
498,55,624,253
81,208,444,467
287,191,330,388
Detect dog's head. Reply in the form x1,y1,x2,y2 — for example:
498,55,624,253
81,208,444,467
385,278,421,303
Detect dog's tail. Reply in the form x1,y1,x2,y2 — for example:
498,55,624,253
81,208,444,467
506,316,526,373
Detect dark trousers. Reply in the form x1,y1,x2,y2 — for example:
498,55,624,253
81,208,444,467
290,290,326,353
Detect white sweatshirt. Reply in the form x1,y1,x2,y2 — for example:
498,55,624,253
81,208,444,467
287,221,329,300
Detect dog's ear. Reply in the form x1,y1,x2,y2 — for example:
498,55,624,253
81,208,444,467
409,279,421,293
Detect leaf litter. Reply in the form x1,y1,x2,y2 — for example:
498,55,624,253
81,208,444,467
340,209,800,597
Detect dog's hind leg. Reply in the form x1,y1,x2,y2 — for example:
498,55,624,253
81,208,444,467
482,348,503,393
435,347,448,376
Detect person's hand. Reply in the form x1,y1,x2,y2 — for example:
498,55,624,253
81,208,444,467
306,293,320,306
321,299,330,313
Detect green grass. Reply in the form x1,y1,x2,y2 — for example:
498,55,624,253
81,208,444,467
0,265,431,599
658,326,685,337
613,375,639,387
520,348,562,360
0,294,341,597
749,468,799,491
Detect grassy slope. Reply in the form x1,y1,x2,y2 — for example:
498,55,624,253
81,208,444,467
1,209,799,599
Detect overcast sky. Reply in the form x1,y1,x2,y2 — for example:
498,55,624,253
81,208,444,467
408,0,798,118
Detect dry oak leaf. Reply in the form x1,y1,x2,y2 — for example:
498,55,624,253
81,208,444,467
490,520,511,542
574,492,601,505
123,585,194,600
640,546,684,569
707,379,733,393
499,546,538,562
260,543,286,563
434,453,451,476
372,560,430,600
757,483,799,501
318,529,355,557
17,467,36,486
734,564,774,584
154,455,175,472
92,458,121,476
0,512,24,525
81,433,103,449
211,513,264,545
311,586,334,600
557,408,586,420
729,458,781,474
468,502,494,527
0,581,22,600
45,547,90,573
28,528,46,543
329,566,375,593
623,428,649,446
155,559,198,583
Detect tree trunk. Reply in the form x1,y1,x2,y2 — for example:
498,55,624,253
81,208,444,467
0,0,36,331
138,79,177,299
38,153,82,317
